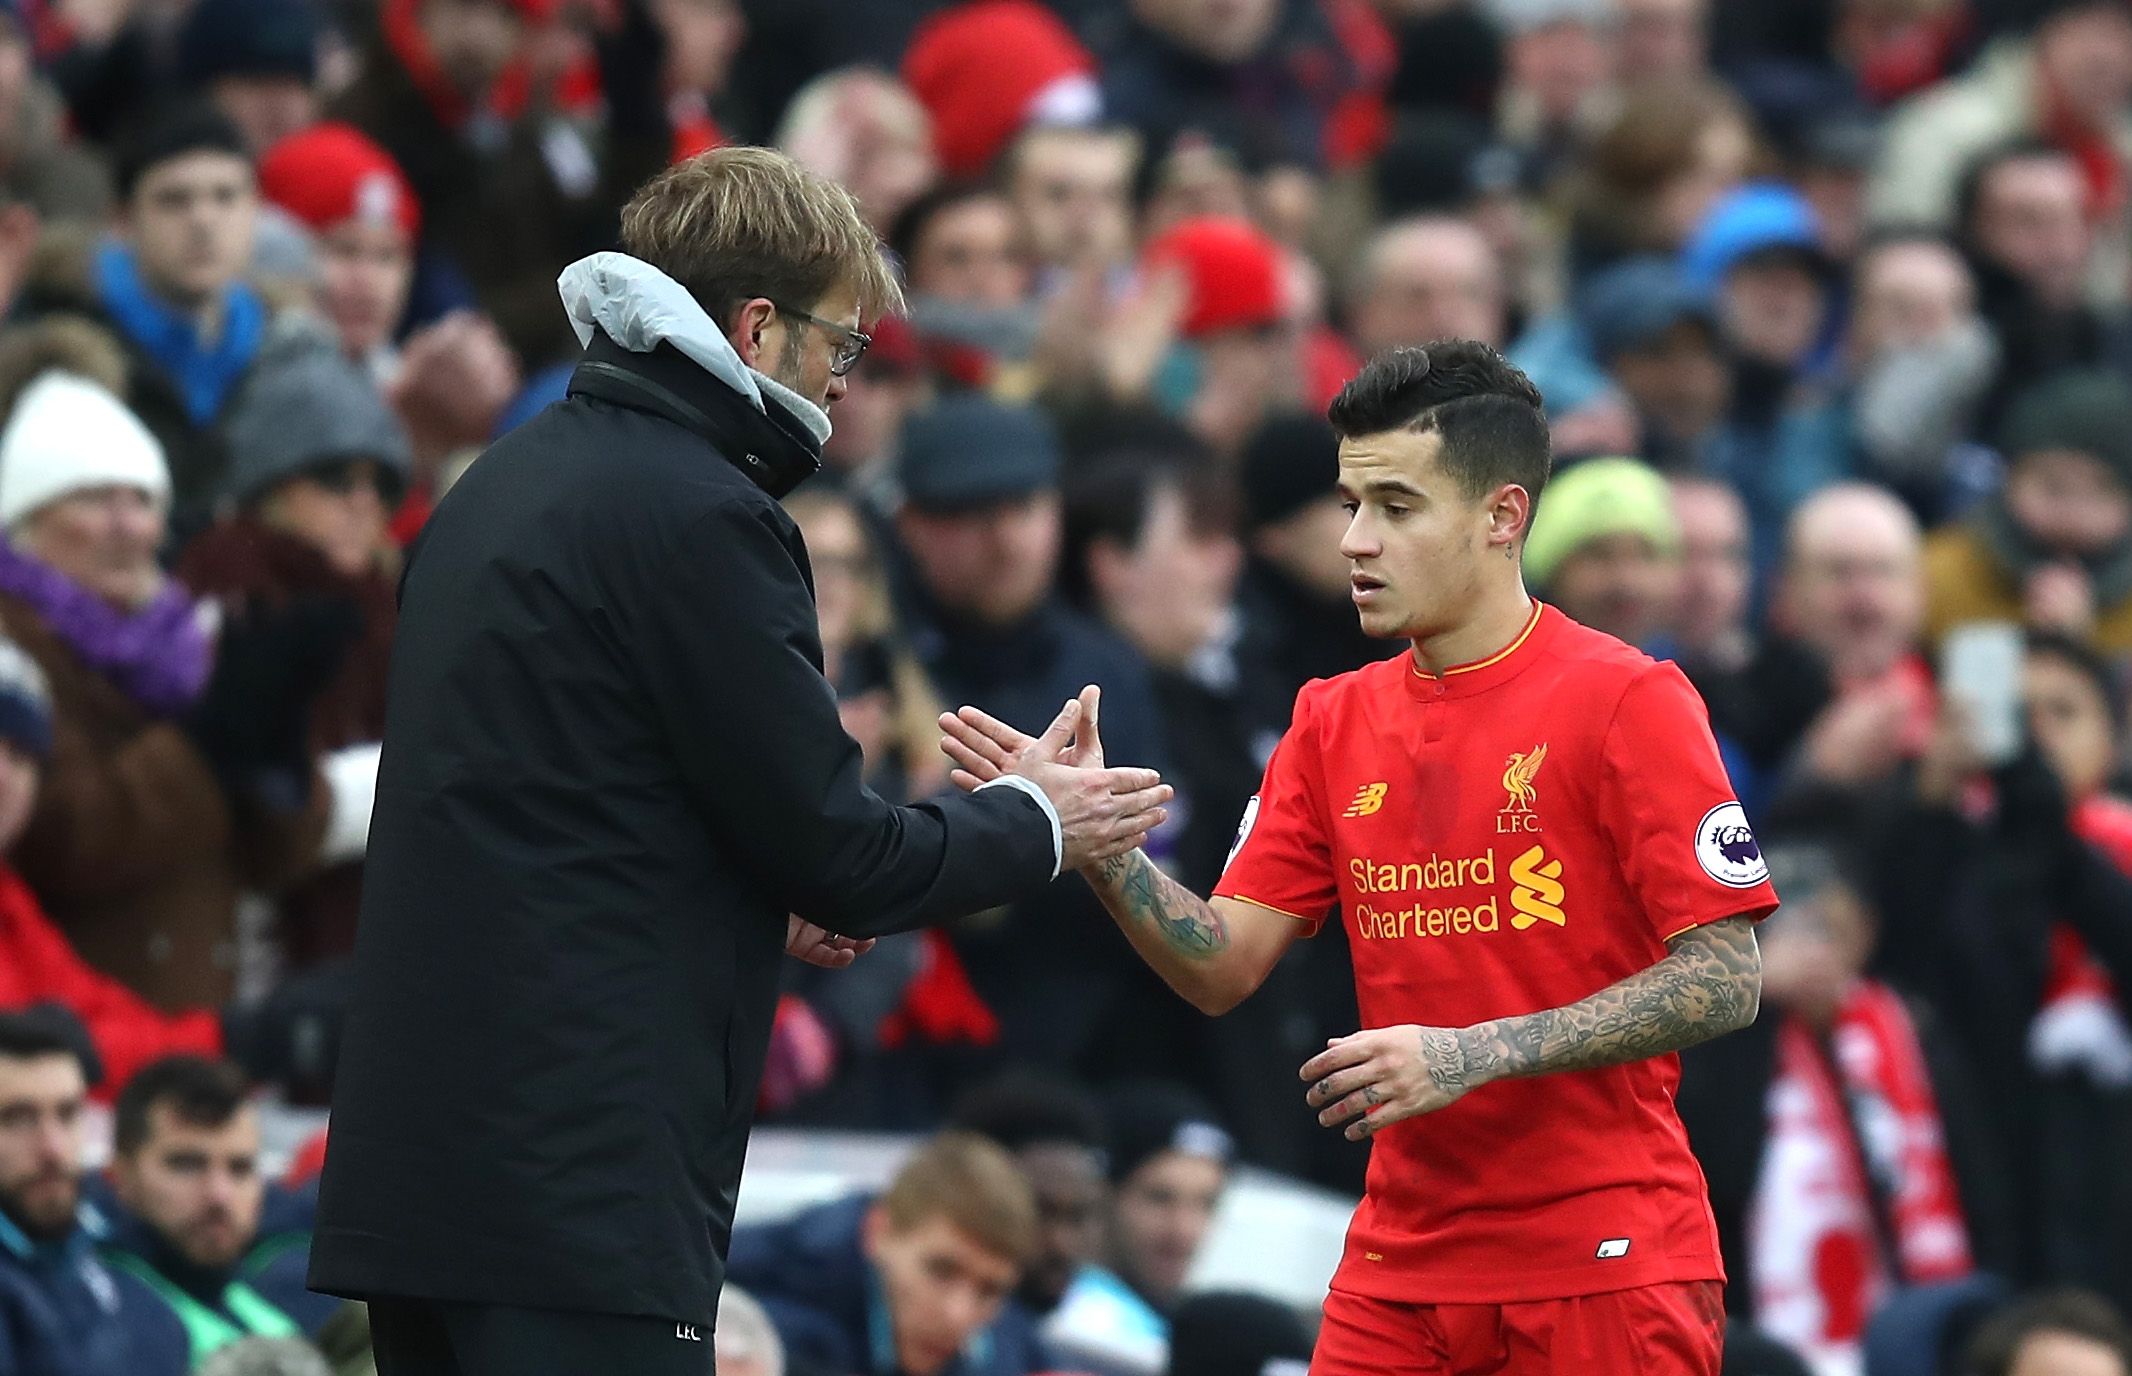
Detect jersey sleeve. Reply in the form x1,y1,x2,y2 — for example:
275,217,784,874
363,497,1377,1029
1597,662,1780,941
1212,688,1338,933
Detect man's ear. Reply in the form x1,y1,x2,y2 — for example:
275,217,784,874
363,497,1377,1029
729,297,778,369
1490,483,1532,549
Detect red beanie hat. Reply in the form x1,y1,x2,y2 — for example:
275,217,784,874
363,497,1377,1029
1142,217,1287,339
903,0,1099,179
257,122,421,241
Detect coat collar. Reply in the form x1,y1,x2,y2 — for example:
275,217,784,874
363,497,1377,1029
558,252,831,499
567,333,824,499
557,252,832,445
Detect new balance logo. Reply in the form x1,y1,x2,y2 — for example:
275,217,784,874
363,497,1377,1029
676,1324,703,1342
1596,1238,1631,1260
1344,782,1388,817
1509,844,1566,929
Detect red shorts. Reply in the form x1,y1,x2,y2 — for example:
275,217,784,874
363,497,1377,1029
1311,1282,1725,1376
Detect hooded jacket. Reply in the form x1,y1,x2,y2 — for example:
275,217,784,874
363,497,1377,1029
309,255,1062,1326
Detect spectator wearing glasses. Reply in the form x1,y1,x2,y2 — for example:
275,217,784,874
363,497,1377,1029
177,344,410,978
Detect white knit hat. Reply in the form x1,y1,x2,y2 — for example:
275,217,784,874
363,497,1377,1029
0,372,170,529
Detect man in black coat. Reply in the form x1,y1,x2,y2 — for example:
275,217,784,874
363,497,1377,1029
308,147,1172,1376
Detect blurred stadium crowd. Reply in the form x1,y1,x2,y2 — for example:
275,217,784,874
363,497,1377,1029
4,0,2132,1372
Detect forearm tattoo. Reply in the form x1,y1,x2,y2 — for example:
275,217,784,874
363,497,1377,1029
1437,917,1760,1095
1090,849,1230,958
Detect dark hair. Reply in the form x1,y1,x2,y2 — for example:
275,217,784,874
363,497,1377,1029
1060,447,1238,606
1954,137,2078,238
2028,629,2126,732
1327,341,1552,508
947,1069,1108,1154
887,181,1007,277
114,100,250,201
0,1010,85,1067
1966,1290,2132,1376
113,1056,250,1157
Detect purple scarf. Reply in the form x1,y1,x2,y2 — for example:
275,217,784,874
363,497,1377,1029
0,538,211,717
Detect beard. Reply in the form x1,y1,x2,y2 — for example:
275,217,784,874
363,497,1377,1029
176,1210,247,1271
0,1169,80,1241
769,330,810,398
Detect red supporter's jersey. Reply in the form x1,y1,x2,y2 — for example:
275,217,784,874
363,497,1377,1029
1215,602,1778,1303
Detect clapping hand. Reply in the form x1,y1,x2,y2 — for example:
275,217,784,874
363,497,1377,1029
940,685,1173,871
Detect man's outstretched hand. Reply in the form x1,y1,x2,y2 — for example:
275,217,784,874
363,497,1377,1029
939,685,1172,871
785,914,875,968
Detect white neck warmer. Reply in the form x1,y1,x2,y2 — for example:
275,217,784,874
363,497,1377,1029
556,252,833,446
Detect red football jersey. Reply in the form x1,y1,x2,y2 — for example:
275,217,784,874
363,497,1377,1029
1215,602,1778,1303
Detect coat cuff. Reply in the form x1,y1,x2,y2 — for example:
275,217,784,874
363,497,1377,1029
976,776,1062,879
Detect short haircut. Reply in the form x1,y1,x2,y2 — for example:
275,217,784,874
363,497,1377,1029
1059,444,1237,606
887,180,1006,272
1001,124,1142,186
1966,1290,2132,1376
879,1131,1039,1265
619,146,902,330
2028,628,2126,731
113,1056,249,1157
1327,341,1552,510
1955,136,2077,234
115,100,250,201
0,1011,84,1068
947,1070,1108,1154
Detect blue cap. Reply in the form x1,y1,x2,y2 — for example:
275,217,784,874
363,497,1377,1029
1577,257,1718,365
1680,181,1828,293
899,396,1062,513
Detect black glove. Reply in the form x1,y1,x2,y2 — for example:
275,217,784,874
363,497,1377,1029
183,596,363,810
220,961,352,1100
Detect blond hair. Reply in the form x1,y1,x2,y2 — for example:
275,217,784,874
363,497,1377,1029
619,146,904,326
880,1132,1038,1265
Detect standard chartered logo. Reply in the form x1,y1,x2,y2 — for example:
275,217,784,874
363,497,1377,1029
1508,845,1566,929
1348,845,1569,939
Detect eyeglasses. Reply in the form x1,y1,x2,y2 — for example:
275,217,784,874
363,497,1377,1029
777,305,872,377
307,459,403,504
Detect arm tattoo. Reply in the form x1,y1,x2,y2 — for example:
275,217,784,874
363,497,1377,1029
1444,917,1761,1088
1089,849,1230,958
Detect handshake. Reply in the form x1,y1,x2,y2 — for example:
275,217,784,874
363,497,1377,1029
939,685,1173,873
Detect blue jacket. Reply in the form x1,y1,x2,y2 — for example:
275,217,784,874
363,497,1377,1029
0,1201,186,1376
93,240,266,428
727,1194,1049,1376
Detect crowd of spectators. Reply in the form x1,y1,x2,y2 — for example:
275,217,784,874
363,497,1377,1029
1,0,2132,1371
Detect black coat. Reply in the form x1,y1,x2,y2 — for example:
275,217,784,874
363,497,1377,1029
308,333,1058,1325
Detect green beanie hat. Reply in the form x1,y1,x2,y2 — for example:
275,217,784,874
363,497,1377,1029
1523,456,1681,588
